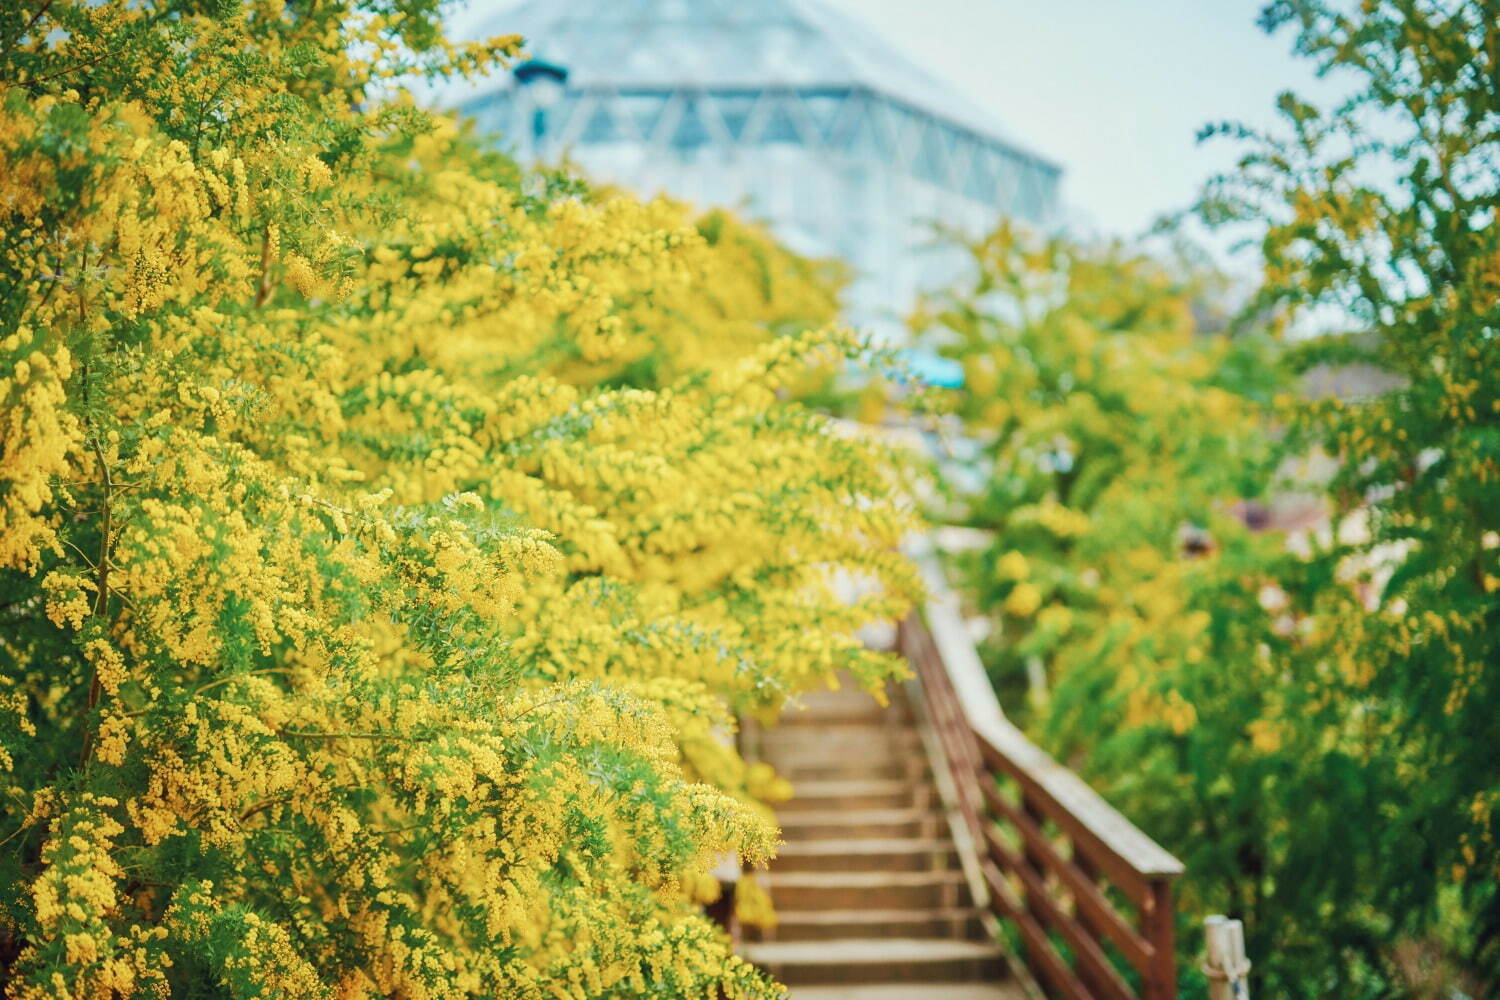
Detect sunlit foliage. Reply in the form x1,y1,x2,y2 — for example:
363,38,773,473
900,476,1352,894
1204,0,1499,990
914,227,1304,992
0,1,916,995
932,0,1498,993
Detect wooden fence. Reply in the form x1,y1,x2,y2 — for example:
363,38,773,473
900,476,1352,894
899,608,1185,1000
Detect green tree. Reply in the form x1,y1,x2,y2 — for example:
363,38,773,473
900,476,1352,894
915,227,1315,995
932,2,1498,993
1202,0,1499,989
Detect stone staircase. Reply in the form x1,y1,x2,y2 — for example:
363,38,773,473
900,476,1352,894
742,683,1024,999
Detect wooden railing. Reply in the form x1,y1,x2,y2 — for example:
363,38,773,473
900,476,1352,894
899,602,1185,1000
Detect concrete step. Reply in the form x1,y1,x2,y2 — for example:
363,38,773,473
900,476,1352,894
773,757,927,783
748,906,984,942
794,685,892,705
743,937,1005,987
765,870,969,912
760,730,923,767
781,778,935,813
742,683,1017,994
778,807,944,842
768,743,918,767
776,709,909,727
763,721,921,742
778,694,911,725
763,747,924,776
772,838,960,874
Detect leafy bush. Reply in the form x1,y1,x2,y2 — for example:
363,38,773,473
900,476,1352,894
0,2,915,996
927,1,1498,993
916,228,1306,992
1206,0,1499,990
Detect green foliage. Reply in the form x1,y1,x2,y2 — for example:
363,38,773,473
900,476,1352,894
1206,0,1499,990
915,227,1310,994
917,224,1282,714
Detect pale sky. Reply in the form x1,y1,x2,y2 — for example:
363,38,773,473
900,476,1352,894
817,0,1325,239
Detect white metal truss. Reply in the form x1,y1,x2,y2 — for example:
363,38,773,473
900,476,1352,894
448,0,1061,338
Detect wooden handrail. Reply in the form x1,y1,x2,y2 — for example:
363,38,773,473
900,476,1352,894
898,569,1184,1000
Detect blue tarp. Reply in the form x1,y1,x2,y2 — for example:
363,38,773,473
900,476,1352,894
896,349,965,389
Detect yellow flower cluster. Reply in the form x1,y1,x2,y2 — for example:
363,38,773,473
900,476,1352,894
0,2,915,996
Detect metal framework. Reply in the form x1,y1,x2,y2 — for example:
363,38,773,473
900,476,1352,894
450,0,1062,336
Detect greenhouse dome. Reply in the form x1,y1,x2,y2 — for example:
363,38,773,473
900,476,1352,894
450,0,1063,336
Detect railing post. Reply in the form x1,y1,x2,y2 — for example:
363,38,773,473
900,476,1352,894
1202,915,1251,1000
1071,853,1113,998
1019,797,1049,976
1143,877,1177,1000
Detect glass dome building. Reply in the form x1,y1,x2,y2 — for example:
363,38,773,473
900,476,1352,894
451,0,1062,337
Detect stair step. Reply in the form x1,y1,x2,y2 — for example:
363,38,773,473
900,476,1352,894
776,709,910,727
782,778,935,812
764,721,921,741
746,684,1014,992
743,937,1005,986
778,695,911,725
791,985,1025,999
778,808,943,841
766,870,969,911
794,684,891,704
748,906,984,942
761,732,922,767
762,750,923,775
774,758,927,782
773,838,960,873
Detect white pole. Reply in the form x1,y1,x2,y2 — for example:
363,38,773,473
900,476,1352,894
1203,915,1251,1000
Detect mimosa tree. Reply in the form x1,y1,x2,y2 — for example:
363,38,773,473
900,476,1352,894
0,1,916,996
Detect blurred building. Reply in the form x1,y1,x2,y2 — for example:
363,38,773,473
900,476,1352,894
451,0,1062,339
